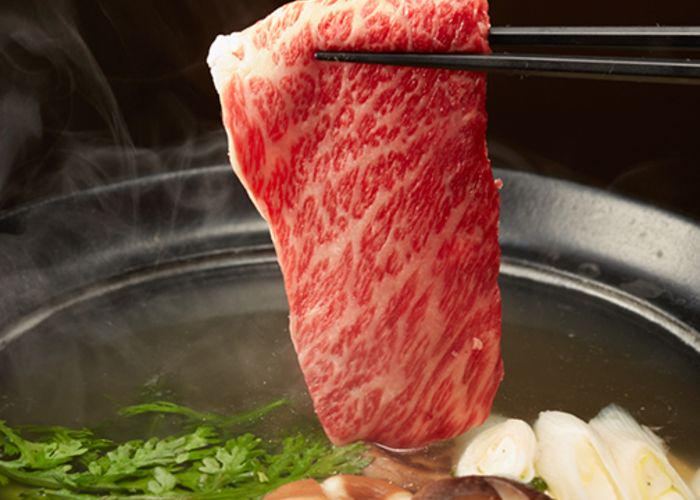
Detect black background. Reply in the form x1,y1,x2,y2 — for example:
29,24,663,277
1,0,699,217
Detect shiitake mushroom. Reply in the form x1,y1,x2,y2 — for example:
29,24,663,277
414,476,549,500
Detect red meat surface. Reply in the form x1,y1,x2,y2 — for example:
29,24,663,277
208,0,502,449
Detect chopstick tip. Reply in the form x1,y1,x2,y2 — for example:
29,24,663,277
314,51,334,61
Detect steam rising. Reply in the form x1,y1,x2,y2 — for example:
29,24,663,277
0,0,245,324
0,0,241,209
1,0,128,205
0,0,296,423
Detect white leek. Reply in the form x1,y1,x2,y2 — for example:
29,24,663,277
455,418,537,482
589,405,694,500
534,410,629,500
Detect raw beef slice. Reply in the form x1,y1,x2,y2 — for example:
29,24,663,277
208,0,502,449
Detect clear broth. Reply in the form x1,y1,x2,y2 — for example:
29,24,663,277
0,259,697,493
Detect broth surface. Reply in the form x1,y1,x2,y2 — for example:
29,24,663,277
0,259,697,491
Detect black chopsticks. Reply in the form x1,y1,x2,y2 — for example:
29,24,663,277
488,26,700,49
315,52,700,84
315,26,700,84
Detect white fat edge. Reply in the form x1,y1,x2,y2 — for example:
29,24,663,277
320,476,415,500
207,33,244,94
454,418,537,482
322,473,412,500
320,476,350,499
207,32,271,222
207,4,294,92
589,405,694,499
534,410,630,500
207,3,318,223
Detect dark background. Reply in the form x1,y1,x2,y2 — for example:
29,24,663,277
1,0,699,217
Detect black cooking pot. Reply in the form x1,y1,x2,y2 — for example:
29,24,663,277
0,167,697,465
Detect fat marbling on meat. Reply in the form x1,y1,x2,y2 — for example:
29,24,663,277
208,0,502,449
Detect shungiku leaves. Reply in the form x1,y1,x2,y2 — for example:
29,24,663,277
0,400,369,499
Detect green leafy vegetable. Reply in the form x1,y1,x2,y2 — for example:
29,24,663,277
529,476,549,493
0,421,88,470
118,399,287,430
147,467,177,495
0,401,368,499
